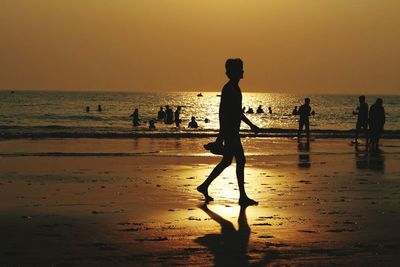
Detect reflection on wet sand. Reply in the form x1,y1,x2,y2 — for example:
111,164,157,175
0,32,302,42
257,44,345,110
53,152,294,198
298,141,310,168
195,204,250,267
355,144,385,172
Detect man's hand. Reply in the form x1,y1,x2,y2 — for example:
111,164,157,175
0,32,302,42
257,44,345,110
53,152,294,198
251,124,260,135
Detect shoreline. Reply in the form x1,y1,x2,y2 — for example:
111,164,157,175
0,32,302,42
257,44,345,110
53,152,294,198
1,128,400,139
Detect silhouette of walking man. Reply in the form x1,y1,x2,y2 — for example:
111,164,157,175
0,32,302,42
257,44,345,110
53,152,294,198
353,95,369,144
197,58,259,206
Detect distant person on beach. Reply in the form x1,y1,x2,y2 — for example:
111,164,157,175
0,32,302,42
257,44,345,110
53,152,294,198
165,105,173,124
268,106,272,114
369,98,385,149
256,105,264,114
246,107,254,114
86,106,90,113
292,106,298,115
130,108,140,126
97,105,102,112
188,116,199,128
198,58,260,206
149,119,156,129
157,106,166,120
353,95,369,144
175,106,182,127
297,98,312,142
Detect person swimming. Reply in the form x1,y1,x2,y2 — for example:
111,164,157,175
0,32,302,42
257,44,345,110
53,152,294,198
256,105,264,114
188,116,199,128
130,108,140,126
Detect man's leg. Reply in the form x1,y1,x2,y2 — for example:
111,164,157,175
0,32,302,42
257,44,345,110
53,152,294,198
298,122,304,141
305,121,310,141
197,152,233,201
233,138,258,206
355,121,361,142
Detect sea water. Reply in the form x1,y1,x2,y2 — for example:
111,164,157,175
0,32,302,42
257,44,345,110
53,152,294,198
0,91,399,138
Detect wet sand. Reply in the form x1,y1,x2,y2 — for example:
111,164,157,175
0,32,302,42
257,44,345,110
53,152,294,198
0,138,399,266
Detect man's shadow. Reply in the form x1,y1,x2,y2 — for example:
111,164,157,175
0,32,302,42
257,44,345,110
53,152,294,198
195,204,284,267
195,204,251,267
298,141,311,168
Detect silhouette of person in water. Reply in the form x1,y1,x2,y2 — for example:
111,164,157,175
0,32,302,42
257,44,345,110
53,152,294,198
97,105,102,112
188,116,198,128
195,204,251,267
175,106,182,127
292,106,298,115
86,106,90,113
369,98,385,149
130,108,140,126
353,95,369,144
165,105,173,124
297,98,312,142
246,107,254,114
157,106,165,121
148,119,156,129
198,58,259,206
256,105,264,114
268,106,272,114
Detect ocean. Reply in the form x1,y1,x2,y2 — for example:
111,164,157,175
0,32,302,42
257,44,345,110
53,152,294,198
1,91,399,138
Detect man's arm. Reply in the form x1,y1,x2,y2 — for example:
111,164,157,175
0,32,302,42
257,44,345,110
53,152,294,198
241,113,260,134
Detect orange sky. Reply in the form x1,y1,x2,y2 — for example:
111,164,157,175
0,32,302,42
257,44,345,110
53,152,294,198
1,0,399,94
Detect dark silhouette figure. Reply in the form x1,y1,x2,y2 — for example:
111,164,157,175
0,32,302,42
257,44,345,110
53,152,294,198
292,106,298,115
204,118,210,123
297,98,312,142
353,95,369,144
97,105,102,112
268,106,272,114
256,105,264,114
86,106,90,113
130,108,140,126
242,107,246,113
298,141,311,168
175,106,182,127
195,204,251,267
148,119,156,129
165,105,173,124
198,58,259,206
188,116,199,128
157,106,166,121
369,98,385,149
246,107,254,114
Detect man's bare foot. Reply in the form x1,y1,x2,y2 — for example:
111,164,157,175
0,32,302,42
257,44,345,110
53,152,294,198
239,197,258,206
197,185,214,202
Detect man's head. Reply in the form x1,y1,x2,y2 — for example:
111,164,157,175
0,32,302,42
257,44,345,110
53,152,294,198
305,98,310,105
376,98,383,106
225,58,244,80
359,95,365,103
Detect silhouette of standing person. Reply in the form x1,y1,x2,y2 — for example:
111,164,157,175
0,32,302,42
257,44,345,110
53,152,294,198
197,58,259,206
353,95,369,144
97,104,102,112
175,106,182,127
369,98,385,150
165,105,173,124
268,106,272,114
157,106,166,121
130,108,140,126
297,98,312,142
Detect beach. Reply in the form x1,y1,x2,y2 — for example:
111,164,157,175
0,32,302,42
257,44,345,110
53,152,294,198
0,137,399,266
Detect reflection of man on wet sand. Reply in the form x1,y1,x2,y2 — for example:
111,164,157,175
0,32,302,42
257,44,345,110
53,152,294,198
195,204,251,267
